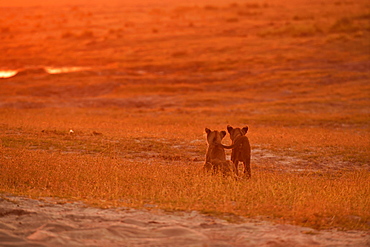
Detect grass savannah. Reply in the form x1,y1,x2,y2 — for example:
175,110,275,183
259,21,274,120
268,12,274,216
0,0,369,233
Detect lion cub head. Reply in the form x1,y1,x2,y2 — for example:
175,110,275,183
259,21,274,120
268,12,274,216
205,128,226,145
227,125,248,141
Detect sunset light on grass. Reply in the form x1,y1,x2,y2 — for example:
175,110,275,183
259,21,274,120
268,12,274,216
0,0,369,246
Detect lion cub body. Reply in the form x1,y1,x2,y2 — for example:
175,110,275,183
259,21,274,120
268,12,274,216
204,128,235,176
222,125,251,178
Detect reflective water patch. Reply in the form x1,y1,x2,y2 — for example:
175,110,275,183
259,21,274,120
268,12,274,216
0,70,17,78
0,67,89,78
44,67,88,74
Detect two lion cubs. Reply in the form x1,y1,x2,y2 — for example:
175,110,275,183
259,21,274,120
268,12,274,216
204,125,251,178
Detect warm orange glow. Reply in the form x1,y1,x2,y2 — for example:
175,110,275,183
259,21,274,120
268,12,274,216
0,0,369,238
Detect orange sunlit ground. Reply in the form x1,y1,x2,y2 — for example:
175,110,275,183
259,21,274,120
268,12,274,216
0,0,369,245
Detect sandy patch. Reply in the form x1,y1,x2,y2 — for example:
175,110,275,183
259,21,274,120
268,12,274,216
0,194,368,247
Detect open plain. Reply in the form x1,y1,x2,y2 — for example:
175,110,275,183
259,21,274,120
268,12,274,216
0,0,369,246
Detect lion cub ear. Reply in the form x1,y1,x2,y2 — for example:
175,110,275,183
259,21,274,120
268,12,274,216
242,126,249,135
205,128,211,134
227,125,233,133
220,131,226,139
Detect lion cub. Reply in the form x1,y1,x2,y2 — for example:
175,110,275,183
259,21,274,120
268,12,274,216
204,128,235,176
220,125,251,178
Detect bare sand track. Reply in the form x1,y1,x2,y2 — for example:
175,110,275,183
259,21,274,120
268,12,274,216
0,195,369,247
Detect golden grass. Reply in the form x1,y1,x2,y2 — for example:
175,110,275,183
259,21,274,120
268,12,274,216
0,0,369,232
1,146,369,230
0,108,369,230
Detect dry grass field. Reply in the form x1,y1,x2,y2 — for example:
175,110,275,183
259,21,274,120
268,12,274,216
0,0,369,232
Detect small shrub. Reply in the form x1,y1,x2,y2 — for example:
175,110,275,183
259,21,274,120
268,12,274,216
225,18,239,23
259,23,323,38
204,5,218,11
61,31,75,39
245,3,261,8
79,30,94,39
172,51,188,58
1,26,11,33
330,17,358,33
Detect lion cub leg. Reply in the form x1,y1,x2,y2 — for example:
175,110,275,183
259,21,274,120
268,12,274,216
244,161,251,179
242,152,251,178
203,162,213,173
231,149,239,176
